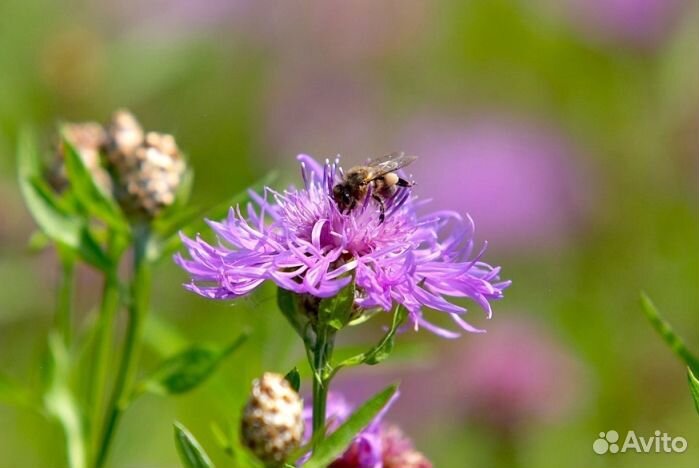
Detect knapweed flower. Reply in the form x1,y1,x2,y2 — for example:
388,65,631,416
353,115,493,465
302,392,431,468
399,113,589,251
241,373,304,465
176,154,509,336
446,317,586,433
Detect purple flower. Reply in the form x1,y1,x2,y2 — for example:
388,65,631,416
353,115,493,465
175,154,509,336
302,392,432,468
551,0,688,50
446,316,586,433
399,113,590,251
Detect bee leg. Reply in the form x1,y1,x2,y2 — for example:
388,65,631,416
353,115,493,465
372,194,386,223
396,177,413,187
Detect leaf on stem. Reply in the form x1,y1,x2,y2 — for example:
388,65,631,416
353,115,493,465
60,132,126,230
640,292,699,374
136,332,249,397
17,129,111,270
42,333,87,468
319,279,355,331
153,171,277,243
304,385,398,468
284,367,301,393
277,288,310,344
174,421,214,468
688,368,699,416
335,305,408,370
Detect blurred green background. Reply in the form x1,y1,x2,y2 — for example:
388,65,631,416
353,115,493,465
0,0,697,467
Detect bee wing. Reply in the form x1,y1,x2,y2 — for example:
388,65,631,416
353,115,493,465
365,152,418,181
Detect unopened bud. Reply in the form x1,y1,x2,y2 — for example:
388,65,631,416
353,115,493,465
48,122,111,193
106,110,186,218
241,373,304,466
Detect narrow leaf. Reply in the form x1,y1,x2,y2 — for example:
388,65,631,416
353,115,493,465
277,288,309,343
319,278,355,331
336,305,408,370
154,171,277,241
17,129,111,270
284,367,301,392
60,133,126,229
640,292,699,374
18,130,82,248
304,385,398,468
174,421,214,468
42,333,87,468
688,368,699,416
137,332,248,396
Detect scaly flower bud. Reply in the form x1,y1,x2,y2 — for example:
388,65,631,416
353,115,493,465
106,110,186,218
241,373,304,466
48,122,111,193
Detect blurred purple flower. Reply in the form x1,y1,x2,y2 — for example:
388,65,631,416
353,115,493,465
447,317,586,433
302,392,432,468
400,114,588,251
559,0,688,49
263,71,383,160
176,154,509,337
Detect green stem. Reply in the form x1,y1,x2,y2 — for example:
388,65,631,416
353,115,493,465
311,327,335,445
87,268,121,457
55,251,76,346
95,225,152,468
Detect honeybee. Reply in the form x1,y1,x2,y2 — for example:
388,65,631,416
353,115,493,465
332,152,417,223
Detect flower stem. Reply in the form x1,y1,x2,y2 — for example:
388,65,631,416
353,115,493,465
55,249,76,346
95,225,151,468
87,234,124,460
311,326,335,445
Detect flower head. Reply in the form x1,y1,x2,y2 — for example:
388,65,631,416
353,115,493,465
241,373,304,465
176,154,509,336
302,392,431,468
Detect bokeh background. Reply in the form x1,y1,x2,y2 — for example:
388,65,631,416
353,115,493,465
1,0,698,467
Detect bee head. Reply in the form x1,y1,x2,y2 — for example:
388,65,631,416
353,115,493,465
332,183,352,210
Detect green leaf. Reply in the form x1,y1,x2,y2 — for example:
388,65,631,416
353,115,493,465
17,129,111,270
136,332,248,396
277,288,309,343
304,385,398,468
688,368,699,416
60,132,126,230
42,333,87,468
319,278,355,331
154,171,277,242
174,421,214,468
284,367,301,392
335,305,408,371
18,130,82,247
640,292,699,375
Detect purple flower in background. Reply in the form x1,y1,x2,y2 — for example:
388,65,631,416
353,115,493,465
400,114,589,251
302,392,432,468
176,154,509,336
447,317,586,433
556,0,688,49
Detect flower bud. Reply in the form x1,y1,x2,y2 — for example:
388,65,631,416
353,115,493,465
106,110,186,218
241,373,304,466
106,109,144,158
48,122,111,193
381,424,432,468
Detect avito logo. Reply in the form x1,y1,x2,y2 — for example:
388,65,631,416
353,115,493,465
593,430,687,455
